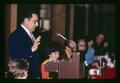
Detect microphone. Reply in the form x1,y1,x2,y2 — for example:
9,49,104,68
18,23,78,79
56,33,68,42
56,33,77,52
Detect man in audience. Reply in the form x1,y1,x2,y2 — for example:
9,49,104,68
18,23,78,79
77,39,95,78
60,40,77,60
5,58,29,79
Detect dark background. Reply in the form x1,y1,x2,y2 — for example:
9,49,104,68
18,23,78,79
73,5,115,51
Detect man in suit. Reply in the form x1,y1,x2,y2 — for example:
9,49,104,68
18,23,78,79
8,10,41,79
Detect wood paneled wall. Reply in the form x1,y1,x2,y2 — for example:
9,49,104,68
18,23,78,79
51,5,66,45
5,4,17,64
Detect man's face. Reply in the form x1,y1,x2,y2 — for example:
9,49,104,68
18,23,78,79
88,40,94,47
26,14,39,32
78,41,86,51
68,40,76,49
14,69,28,79
96,34,104,44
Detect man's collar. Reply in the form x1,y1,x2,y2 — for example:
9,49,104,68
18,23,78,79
21,24,31,36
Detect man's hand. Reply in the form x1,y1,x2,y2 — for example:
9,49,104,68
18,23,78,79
31,36,41,52
68,40,77,52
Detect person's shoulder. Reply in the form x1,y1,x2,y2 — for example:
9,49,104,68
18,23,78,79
8,27,23,41
42,59,49,64
9,31,18,40
10,26,24,36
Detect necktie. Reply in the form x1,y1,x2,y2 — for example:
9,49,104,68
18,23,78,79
30,33,35,42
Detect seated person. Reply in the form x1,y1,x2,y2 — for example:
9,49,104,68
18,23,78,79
68,40,77,52
77,39,95,78
60,40,77,60
86,38,95,65
88,39,94,47
92,33,106,56
5,58,29,79
41,42,61,79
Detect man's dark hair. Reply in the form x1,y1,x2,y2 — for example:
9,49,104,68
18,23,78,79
19,10,38,24
17,58,29,70
96,32,105,37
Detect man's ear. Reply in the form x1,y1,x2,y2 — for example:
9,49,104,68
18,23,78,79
66,46,70,50
49,54,51,57
24,18,29,23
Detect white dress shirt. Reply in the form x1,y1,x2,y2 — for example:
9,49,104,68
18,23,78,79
21,24,35,42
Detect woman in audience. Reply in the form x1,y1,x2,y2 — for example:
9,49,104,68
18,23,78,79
92,33,106,56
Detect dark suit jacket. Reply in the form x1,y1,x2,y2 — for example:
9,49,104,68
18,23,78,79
8,26,37,59
8,26,40,78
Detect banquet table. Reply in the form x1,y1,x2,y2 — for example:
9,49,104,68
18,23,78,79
88,61,115,79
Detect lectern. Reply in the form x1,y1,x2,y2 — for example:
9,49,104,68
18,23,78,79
45,53,81,79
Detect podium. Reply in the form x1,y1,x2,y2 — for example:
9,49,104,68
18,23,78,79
46,61,59,72
45,53,81,79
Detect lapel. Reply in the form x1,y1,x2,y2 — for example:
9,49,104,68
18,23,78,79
18,26,34,44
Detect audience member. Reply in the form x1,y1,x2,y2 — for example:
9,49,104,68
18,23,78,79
93,33,105,56
41,42,61,79
5,58,29,79
77,39,95,78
